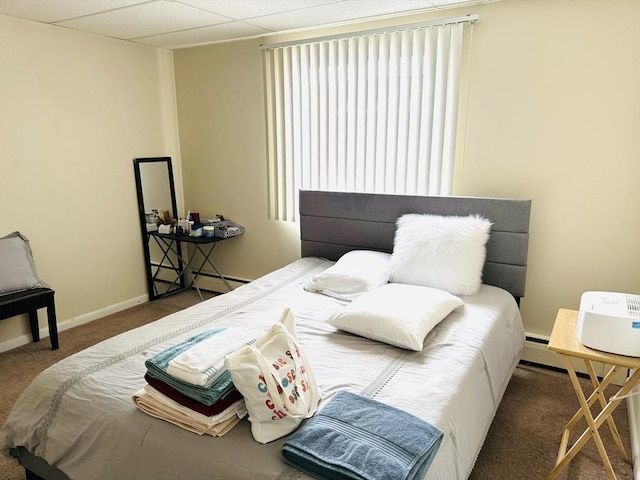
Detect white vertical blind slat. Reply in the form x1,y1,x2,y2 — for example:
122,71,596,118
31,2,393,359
346,38,358,191
364,36,378,193
428,26,449,195
327,41,338,190
273,49,287,220
406,29,425,195
354,38,367,192
417,28,437,195
309,44,320,191
375,36,389,194
337,39,348,191
384,32,400,193
395,30,412,194
265,21,469,220
282,48,296,220
442,23,464,195
300,45,311,195
263,50,276,218
290,46,302,220
318,43,328,191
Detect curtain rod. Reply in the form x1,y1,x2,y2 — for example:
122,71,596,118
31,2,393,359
259,13,478,50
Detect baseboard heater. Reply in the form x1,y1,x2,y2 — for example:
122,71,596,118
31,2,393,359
522,334,591,378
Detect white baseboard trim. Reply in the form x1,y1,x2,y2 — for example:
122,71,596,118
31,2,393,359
0,294,149,354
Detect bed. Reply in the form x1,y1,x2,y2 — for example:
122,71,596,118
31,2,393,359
1,190,531,480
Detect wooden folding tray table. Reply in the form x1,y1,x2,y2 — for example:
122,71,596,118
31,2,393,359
547,308,640,480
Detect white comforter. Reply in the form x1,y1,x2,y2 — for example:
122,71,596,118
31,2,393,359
0,257,524,480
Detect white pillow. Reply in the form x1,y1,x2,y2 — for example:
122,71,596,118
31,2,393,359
387,213,491,296
325,283,463,351
304,250,391,300
0,232,49,294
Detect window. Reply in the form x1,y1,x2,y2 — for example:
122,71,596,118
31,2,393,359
263,16,476,221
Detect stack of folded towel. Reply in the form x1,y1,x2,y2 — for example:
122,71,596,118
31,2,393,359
132,326,257,436
282,390,444,480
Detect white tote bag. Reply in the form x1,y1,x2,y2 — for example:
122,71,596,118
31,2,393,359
224,308,320,444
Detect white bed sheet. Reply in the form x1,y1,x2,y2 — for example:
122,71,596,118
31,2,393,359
0,257,524,480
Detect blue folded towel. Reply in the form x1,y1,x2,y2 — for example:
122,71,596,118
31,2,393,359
145,328,235,406
282,391,443,480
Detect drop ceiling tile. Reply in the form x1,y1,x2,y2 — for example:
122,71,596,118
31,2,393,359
0,0,147,23
136,20,270,49
0,0,485,48
178,0,342,20
429,0,479,6
56,1,229,40
247,0,436,32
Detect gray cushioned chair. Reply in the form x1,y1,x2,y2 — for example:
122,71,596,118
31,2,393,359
0,232,58,350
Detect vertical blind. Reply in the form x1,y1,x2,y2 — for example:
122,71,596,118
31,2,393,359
263,17,475,221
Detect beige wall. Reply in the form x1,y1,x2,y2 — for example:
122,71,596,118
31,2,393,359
0,0,637,350
0,15,182,347
455,0,640,335
174,40,300,285
174,0,640,337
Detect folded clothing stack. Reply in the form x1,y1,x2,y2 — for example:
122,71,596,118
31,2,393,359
133,327,257,436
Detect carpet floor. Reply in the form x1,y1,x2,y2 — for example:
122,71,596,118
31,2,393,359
0,290,635,480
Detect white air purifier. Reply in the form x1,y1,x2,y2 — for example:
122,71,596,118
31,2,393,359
577,291,640,357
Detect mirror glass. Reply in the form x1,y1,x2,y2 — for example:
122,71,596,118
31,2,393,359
139,162,174,220
133,157,184,299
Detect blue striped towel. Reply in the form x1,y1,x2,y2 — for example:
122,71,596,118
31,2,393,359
281,390,443,480
145,328,234,406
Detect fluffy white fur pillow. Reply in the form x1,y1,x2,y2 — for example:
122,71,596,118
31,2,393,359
304,250,391,301
326,283,463,351
387,214,491,296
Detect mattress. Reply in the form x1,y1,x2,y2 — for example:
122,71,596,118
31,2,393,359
0,257,525,480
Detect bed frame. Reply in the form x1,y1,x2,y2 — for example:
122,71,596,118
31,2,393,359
13,190,532,480
299,190,532,302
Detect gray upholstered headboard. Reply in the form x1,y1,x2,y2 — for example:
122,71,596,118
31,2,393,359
299,190,532,301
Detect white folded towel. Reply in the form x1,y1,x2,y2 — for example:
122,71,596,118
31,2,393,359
167,327,258,387
303,250,391,301
133,385,247,436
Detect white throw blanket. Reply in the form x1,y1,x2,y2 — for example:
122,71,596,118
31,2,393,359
133,385,247,436
166,327,258,387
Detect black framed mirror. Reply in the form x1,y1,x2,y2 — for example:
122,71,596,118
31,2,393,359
133,156,185,299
